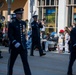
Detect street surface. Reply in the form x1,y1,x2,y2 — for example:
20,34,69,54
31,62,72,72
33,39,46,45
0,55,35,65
0,46,76,75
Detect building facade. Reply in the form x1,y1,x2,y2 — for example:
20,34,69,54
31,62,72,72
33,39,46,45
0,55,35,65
35,0,76,33
0,0,76,33
0,0,28,21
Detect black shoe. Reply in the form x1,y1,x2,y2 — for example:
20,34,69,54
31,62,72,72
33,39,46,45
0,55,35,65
40,53,46,56
30,54,34,56
0,56,3,59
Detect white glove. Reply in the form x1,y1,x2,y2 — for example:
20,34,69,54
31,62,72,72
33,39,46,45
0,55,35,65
14,42,21,48
12,40,16,44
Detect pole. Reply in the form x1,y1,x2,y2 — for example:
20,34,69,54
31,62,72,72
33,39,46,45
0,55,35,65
7,0,11,22
30,0,34,23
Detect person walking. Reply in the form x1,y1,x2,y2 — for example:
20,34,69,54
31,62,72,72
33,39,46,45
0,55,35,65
67,23,76,75
7,8,31,75
30,15,46,56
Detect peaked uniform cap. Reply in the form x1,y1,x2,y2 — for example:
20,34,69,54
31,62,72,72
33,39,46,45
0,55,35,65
32,15,38,18
14,8,24,14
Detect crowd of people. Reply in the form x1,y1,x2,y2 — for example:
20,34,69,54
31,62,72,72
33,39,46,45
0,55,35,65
27,22,73,54
0,22,9,58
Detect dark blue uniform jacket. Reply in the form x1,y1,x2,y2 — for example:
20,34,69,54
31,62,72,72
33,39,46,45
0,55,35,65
8,19,27,50
70,27,76,53
31,21,43,40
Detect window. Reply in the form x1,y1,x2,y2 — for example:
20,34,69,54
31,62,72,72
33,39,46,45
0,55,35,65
51,0,54,5
38,0,40,5
39,7,42,20
38,0,59,6
74,0,76,4
54,0,56,5
68,0,71,4
43,7,56,31
74,7,76,22
68,6,72,26
37,0,58,33
42,0,45,5
57,0,59,5
46,0,49,5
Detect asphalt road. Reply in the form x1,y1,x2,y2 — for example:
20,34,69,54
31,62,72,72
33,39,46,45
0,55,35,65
0,46,76,75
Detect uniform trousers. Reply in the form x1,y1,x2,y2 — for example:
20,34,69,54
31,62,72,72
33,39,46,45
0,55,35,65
7,45,31,75
30,38,43,56
67,52,76,74
0,51,1,56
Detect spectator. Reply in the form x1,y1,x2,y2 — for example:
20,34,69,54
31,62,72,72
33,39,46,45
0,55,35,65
68,26,73,31
72,23,76,28
26,28,32,49
41,18,46,39
58,29,64,53
64,26,70,34
64,30,70,53
45,33,51,51
68,26,73,52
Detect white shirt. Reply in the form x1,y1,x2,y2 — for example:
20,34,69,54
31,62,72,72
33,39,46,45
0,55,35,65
65,33,70,43
41,25,45,31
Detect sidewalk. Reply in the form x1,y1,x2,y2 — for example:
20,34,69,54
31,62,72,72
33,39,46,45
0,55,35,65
50,50,70,55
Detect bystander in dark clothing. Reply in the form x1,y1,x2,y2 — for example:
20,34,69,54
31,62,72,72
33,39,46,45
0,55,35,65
30,15,46,56
7,8,31,75
67,24,76,75
68,26,73,53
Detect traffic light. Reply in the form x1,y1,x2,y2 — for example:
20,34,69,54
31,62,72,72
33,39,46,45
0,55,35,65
6,0,14,3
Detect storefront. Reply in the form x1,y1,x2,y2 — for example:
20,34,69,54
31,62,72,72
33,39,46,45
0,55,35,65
37,0,59,33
